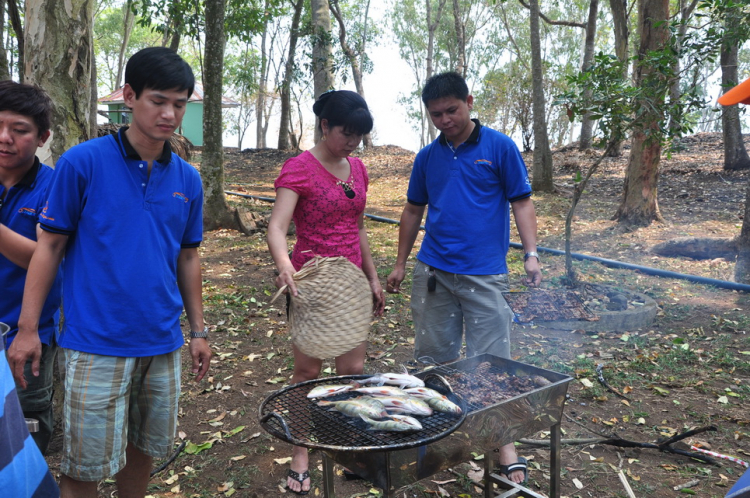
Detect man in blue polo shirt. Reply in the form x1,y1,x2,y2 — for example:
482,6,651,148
0,80,61,456
386,71,541,485
10,47,212,498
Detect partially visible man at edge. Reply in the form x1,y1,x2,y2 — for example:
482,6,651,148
9,47,212,498
0,80,61,456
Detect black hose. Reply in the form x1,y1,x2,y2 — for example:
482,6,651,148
224,190,750,293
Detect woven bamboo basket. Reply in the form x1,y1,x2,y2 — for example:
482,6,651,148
270,256,372,359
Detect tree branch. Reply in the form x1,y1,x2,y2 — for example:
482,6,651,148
517,0,586,28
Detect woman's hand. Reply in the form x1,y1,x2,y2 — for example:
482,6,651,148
370,278,385,317
275,267,298,296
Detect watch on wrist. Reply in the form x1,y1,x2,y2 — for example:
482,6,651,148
189,326,209,339
524,251,540,263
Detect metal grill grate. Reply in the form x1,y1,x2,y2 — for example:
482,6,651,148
259,375,466,452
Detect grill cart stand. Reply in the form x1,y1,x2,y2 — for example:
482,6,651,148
260,354,571,498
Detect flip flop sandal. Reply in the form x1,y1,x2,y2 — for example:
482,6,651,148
497,456,528,485
286,469,310,495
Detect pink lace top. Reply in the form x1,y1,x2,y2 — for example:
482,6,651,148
275,150,369,270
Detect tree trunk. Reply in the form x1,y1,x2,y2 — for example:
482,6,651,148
256,0,270,149
8,0,24,82
528,0,554,192
312,0,334,143
607,0,629,156
425,0,448,142
614,0,669,226
330,0,371,147
25,0,94,164
0,1,9,81
667,0,699,139
578,0,599,150
115,0,135,89
452,0,466,77
277,0,303,150
201,0,237,231
735,185,750,283
720,7,750,171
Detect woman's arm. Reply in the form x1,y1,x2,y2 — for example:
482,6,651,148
267,187,300,296
358,213,385,316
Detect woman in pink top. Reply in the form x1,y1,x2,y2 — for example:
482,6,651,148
267,90,385,495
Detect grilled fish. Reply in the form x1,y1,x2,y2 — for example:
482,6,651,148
352,385,409,397
403,387,447,400
360,367,425,389
317,398,388,419
360,414,423,432
371,395,433,416
423,396,462,414
307,384,355,399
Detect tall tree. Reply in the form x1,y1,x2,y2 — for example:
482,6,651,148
720,4,750,171
7,0,24,81
606,0,630,156
277,0,304,150
528,0,554,192
451,0,466,77
311,0,334,142
256,0,271,149
0,1,9,81
202,0,237,230
578,0,599,150
330,0,373,146
115,0,136,88
614,0,670,226
25,0,95,162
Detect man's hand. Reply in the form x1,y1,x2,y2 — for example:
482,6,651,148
7,331,41,389
386,267,406,294
189,338,211,382
522,258,542,288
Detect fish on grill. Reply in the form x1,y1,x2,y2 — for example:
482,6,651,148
423,396,462,414
352,385,409,397
307,384,355,399
366,396,433,416
317,398,388,419
360,414,423,432
360,368,425,389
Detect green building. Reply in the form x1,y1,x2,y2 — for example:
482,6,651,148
98,83,239,146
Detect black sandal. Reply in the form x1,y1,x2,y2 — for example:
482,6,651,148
498,456,528,485
286,468,310,495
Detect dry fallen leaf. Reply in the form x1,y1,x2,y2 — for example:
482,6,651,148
274,457,292,465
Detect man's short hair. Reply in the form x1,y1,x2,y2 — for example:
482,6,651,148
0,80,52,136
421,72,469,107
125,47,195,99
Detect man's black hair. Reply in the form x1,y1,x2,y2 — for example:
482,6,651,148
312,90,373,135
421,72,469,106
125,47,195,99
0,80,52,136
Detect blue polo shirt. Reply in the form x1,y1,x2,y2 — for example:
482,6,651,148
407,120,531,275
0,158,62,347
39,128,203,357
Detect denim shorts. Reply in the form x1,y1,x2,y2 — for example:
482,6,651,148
411,260,513,364
60,349,180,481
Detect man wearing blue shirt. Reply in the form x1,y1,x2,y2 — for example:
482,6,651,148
0,80,61,456
387,72,541,485
10,47,212,498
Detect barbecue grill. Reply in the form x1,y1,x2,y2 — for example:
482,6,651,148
259,354,572,497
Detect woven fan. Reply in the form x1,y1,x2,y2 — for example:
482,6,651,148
270,256,372,359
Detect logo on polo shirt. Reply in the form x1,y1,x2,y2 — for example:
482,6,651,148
474,159,493,166
173,192,189,203
17,207,37,218
40,201,55,221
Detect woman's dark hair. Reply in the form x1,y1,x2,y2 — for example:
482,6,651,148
421,72,469,106
0,80,52,136
125,47,195,99
312,90,373,135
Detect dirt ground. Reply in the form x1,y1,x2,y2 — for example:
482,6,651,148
45,133,750,498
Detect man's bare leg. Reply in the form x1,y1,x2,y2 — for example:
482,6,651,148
115,443,154,498
60,474,98,498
